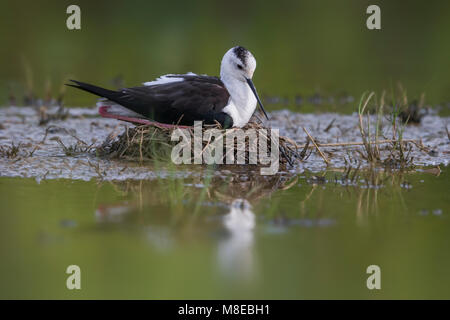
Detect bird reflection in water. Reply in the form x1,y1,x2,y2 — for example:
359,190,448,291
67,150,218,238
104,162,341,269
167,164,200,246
217,199,257,281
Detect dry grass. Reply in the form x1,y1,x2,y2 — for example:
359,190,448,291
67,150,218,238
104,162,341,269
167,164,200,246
38,106,70,125
0,143,22,158
55,138,97,157
9,58,68,108
355,90,422,169
98,122,308,167
0,142,39,159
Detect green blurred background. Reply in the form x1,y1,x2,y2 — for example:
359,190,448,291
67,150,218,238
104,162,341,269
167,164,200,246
1,0,449,108
1,1,450,299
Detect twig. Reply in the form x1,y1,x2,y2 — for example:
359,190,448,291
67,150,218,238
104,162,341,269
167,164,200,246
303,127,330,164
324,118,335,132
295,138,419,149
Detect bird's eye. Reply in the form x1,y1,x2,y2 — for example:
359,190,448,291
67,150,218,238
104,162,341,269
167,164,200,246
237,64,243,70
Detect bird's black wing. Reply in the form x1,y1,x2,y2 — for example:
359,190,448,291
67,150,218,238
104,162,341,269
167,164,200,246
67,76,233,127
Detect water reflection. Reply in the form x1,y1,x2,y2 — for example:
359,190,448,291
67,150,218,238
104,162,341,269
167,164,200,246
94,197,258,278
95,204,133,223
217,199,256,281
1,168,445,298
91,169,434,287
91,172,305,283
145,226,173,252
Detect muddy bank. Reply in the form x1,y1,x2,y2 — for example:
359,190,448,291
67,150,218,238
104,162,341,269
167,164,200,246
0,106,448,182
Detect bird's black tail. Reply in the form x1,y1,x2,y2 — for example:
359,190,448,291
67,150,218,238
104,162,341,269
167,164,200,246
66,79,151,118
66,80,119,101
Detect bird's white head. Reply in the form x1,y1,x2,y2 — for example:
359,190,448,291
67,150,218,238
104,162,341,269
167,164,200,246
220,46,268,123
220,46,257,82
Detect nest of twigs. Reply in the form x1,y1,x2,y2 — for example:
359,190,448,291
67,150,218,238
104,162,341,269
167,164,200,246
98,122,306,167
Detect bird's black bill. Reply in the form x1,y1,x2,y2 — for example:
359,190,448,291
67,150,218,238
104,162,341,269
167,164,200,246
246,78,269,120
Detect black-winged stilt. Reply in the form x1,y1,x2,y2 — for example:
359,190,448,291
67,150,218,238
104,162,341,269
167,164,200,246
67,46,268,128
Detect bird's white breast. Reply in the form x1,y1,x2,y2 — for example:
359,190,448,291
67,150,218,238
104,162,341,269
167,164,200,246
222,81,257,128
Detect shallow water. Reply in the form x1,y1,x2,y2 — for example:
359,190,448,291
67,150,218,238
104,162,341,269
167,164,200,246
0,106,449,299
0,169,449,299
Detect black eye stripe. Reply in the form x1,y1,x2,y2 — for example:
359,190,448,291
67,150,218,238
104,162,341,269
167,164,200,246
233,46,248,64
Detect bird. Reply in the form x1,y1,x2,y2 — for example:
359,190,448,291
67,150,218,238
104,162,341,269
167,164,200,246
66,46,268,128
